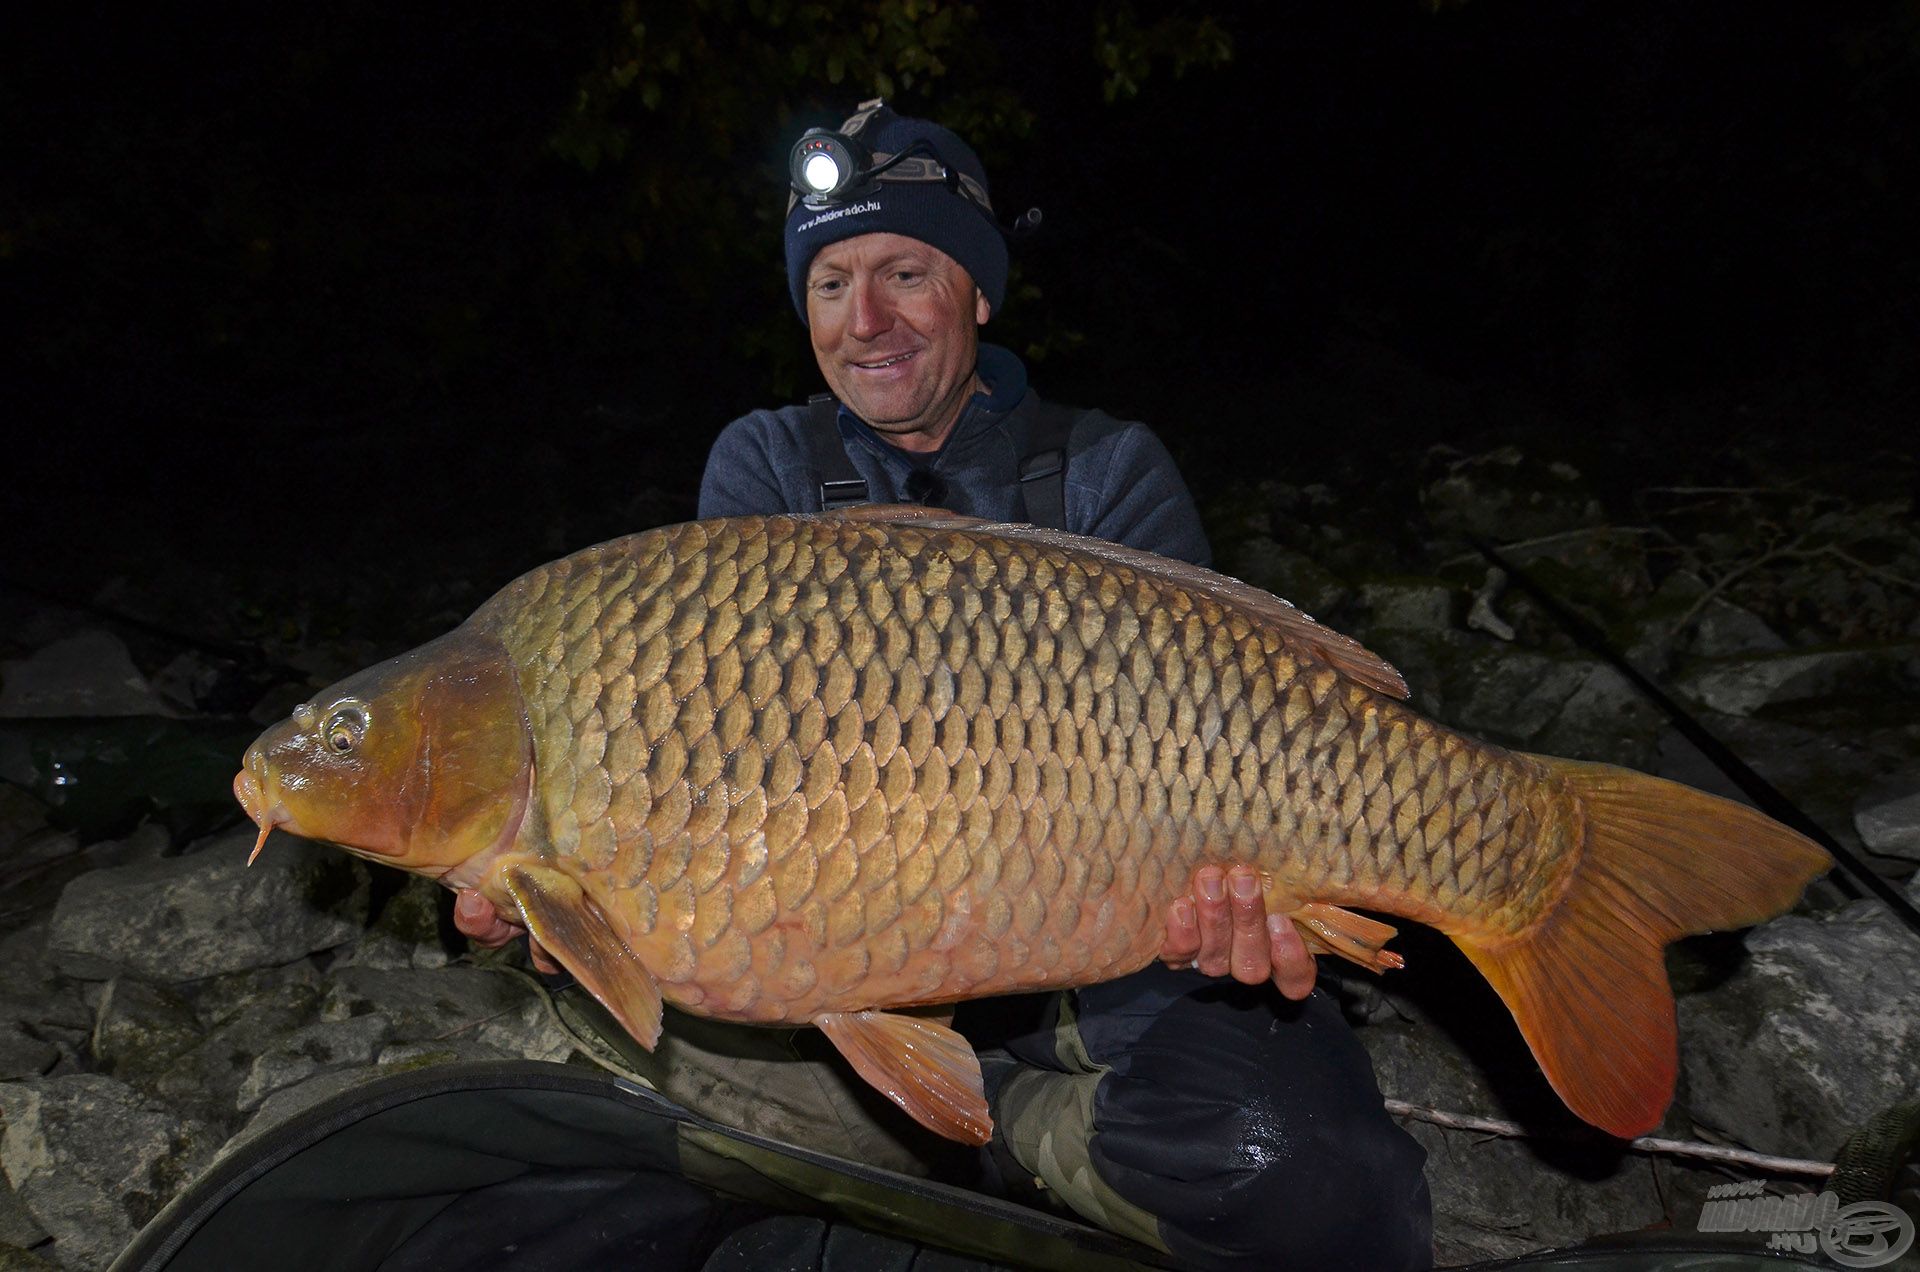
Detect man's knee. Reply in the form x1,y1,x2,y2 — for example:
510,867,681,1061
1077,971,1433,1269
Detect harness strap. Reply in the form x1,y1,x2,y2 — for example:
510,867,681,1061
1018,401,1074,532
801,393,1076,531
805,394,869,511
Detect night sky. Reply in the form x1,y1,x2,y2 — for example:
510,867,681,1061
7,0,1916,627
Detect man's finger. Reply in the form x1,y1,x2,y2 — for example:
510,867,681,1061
1228,867,1270,984
1268,914,1317,1001
1193,866,1231,976
453,888,526,949
1161,897,1200,966
529,937,562,976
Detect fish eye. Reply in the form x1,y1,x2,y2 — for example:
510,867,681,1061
323,705,368,754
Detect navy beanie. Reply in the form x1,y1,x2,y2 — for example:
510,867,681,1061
784,105,1009,322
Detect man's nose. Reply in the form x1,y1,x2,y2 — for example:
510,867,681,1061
848,276,892,340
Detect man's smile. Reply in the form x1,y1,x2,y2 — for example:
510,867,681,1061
852,350,920,370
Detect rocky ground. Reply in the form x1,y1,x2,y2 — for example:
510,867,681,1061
3,439,1918,1270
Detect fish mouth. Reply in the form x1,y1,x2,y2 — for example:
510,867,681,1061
233,762,292,866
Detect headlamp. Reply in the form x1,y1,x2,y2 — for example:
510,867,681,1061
785,99,994,216
783,99,1041,238
789,129,871,206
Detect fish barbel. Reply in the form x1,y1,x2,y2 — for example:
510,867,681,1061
233,507,1828,1145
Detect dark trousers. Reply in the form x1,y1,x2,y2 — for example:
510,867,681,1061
967,966,1433,1271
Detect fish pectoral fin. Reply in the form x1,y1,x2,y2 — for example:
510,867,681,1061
814,1009,992,1146
1288,902,1405,974
500,859,663,1050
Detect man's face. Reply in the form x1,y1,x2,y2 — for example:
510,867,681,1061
805,232,992,454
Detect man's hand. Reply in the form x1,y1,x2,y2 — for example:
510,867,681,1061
452,889,562,975
1161,865,1316,1001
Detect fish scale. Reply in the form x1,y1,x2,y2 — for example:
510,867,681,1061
239,508,1829,1143
483,515,1549,1025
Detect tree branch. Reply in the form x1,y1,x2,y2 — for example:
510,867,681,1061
1383,1100,1836,1177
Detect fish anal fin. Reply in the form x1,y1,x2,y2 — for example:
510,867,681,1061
500,858,663,1050
1289,902,1404,973
814,1009,992,1146
1455,755,1830,1139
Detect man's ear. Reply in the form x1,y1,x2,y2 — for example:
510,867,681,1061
975,288,991,326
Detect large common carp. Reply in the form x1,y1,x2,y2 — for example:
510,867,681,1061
234,508,1828,1145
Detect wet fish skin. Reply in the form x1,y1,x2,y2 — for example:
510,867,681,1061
237,508,1829,1144
492,514,1520,1017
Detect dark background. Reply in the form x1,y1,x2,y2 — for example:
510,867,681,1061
7,0,1916,647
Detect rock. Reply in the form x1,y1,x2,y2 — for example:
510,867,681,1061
319,965,558,1051
0,1245,60,1271
1675,643,1920,717
0,1074,215,1271
0,1179,46,1251
1224,536,1351,618
0,936,89,1084
1528,662,1665,770
1855,776,1920,864
80,820,173,872
91,978,205,1083
1357,578,1455,632
0,631,176,720
466,994,576,1064
375,1038,521,1073
0,1032,54,1086
1360,1022,1678,1265
148,965,324,1118
219,1068,380,1160
335,874,451,971
149,650,233,715
47,825,368,982
0,788,50,858
1679,900,1920,1160
186,961,325,1033
1421,447,1606,542
1432,649,1661,767
236,1014,393,1112
1687,598,1789,657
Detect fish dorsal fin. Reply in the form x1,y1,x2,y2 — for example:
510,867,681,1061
814,1008,992,1145
500,857,664,1049
812,505,1409,701
819,504,965,526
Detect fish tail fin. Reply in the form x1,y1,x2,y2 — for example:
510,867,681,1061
1452,755,1829,1138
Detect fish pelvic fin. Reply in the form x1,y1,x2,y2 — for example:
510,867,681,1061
814,1009,993,1146
1289,902,1405,973
1454,756,1830,1139
501,858,663,1050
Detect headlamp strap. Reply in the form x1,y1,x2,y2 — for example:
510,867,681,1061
840,98,887,138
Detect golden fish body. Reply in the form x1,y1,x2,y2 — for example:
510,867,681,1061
238,508,1827,1144
488,514,1543,1022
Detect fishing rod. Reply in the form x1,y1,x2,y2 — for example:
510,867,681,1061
1471,537,1920,941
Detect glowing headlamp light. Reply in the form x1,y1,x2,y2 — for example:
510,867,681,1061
789,130,871,205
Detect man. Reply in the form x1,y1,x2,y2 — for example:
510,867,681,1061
461,103,1431,1270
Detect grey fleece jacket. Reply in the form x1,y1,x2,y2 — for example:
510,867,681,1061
697,344,1212,568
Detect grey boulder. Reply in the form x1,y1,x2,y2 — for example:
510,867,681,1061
47,825,368,982
1679,899,1920,1161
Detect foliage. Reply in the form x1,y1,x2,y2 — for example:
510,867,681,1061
542,0,1233,393
1092,4,1233,103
